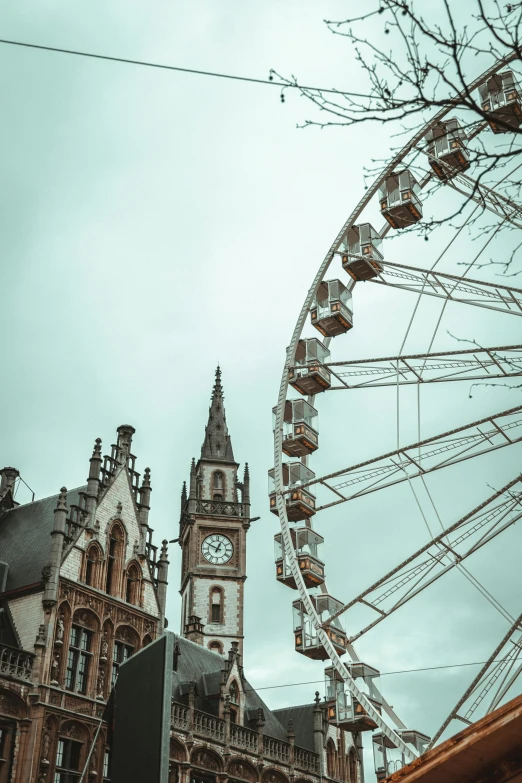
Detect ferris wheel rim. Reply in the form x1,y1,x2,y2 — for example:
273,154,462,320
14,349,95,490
272,51,521,764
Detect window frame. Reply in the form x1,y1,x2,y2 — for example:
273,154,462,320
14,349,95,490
111,639,135,688
53,736,83,783
209,587,224,624
65,624,93,695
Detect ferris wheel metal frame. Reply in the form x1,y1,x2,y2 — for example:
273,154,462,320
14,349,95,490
272,52,522,768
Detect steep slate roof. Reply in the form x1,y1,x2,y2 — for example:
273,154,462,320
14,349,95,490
273,704,316,752
0,486,85,592
171,635,288,742
200,367,236,464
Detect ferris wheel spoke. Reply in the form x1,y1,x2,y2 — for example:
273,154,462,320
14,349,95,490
442,169,522,230
429,613,522,748
288,405,522,511
339,258,522,316
319,344,522,390
319,474,522,639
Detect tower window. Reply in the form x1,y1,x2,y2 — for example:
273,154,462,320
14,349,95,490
210,587,223,624
209,641,223,655
213,472,225,501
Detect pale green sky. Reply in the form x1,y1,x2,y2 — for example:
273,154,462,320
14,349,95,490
1,1,521,774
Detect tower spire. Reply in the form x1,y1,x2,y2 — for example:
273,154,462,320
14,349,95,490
200,366,235,463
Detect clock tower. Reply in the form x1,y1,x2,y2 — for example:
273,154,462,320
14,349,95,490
179,367,251,658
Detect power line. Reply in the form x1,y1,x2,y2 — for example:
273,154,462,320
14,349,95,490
246,656,522,692
0,38,365,98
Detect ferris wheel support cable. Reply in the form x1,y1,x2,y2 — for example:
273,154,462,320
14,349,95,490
274,54,519,762
320,475,522,634
429,611,522,747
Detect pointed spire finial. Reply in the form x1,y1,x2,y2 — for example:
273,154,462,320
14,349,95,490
142,467,151,488
92,438,102,457
201,367,235,463
56,487,68,510
181,481,187,504
160,539,169,561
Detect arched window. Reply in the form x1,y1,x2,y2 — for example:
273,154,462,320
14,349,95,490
326,739,338,780
65,610,98,696
210,587,224,624
208,640,223,655
213,471,224,501
84,544,102,588
106,523,125,597
125,562,142,606
112,626,140,688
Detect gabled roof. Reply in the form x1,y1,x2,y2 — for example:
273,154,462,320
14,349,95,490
273,704,316,752
0,486,85,592
171,635,288,742
200,367,236,464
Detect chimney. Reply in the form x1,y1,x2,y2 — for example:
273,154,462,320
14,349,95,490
115,425,135,463
0,467,19,497
184,615,204,646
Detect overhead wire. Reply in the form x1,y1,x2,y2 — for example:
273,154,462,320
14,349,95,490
0,38,368,98
245,655,522,693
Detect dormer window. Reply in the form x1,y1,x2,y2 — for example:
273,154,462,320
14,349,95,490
229,680,239,705
229,679,239,723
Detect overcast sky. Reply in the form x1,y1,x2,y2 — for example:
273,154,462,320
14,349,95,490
1,1,521,776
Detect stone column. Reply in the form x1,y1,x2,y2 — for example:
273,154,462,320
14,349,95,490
313,692,325,776
156,540,170,630
256,708,265,760
43,488,68,607
138,467,152,555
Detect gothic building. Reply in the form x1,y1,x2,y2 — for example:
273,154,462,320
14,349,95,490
0,425,168,782
0,370,362,783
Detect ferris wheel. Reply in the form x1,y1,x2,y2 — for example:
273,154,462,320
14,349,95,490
271,54,522,780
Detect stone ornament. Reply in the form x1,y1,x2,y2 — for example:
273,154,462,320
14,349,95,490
56,613,65,645
228,759,258,782
100,632,109,661
50,654,60,686
191,747,224,772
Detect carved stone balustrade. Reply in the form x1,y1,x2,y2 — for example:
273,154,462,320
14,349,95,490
193,709,226,744
230,723,258,753
171,702,189,731
195,499,244,518
0,643,35,683
170,701,320,775
263,736,291,764
294,745,321,774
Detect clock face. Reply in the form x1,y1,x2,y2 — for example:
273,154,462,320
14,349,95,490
201,534,234,565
